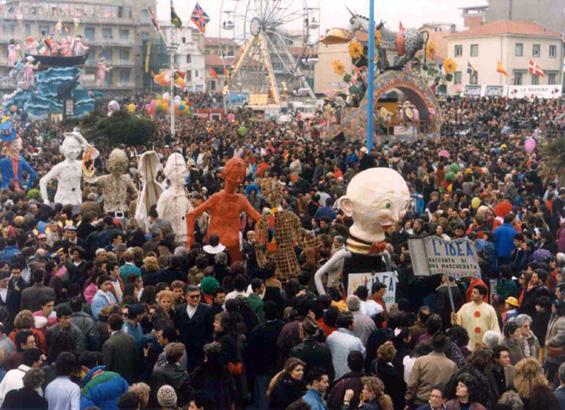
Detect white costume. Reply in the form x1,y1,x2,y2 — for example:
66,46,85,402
156,153,192,243
134,151,164,230
39,128,98,206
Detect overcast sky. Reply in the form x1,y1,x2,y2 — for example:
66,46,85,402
158,0,488,36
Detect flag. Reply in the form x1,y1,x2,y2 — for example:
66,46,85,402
191,2,210,34
528,59,544,77
144,41,151,73
496,61,508,77
467,62,475,75
208,68,219,79
147,6,159,30
170,1,182,29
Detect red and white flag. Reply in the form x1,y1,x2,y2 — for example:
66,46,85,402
528,59,545,77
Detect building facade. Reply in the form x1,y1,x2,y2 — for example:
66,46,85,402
0,0,158,94
446,21,563,94
485,0,565,33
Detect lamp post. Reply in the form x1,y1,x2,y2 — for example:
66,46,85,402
365,0,376,151
167,40,179,139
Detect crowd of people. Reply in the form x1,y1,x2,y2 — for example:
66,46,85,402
0,94,562,410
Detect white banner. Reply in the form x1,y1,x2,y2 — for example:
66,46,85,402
408,236,480,279
507,85,562,99
464,85,482,98
484,85,505,97
347,271,397,309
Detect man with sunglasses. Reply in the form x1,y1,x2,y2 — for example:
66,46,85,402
175,285,213,371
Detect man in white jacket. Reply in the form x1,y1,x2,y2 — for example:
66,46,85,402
0,348,44,406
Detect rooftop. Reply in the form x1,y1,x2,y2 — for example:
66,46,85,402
204,37,238,47
448,20,560,38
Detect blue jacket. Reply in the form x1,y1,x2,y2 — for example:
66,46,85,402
493,223,517,258
0,155,37,190
80,366,129,410
554,386,565,410
0,245,21,264
302,388,328,410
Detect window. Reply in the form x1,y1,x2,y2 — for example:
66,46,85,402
195,69,199,78
549,45,557,58
470,44,479,57
118,6,123,18
141,9,149,23
141,32,149,41
531,75,539,85
186,55,191,64
454,71,462,84
186,70,192,82
470,71,478,85
119,70,130,84
513,70,525,85
100,49,112,63
208,80,216,91
273,61,283,71
2,25,14,35
24,24,31,36
105,71,113,85
39,25,50,36
119,29,129,40
84,27,95,41
454,45,463,57
102,28,113,40
119,49,130,63
532,44,540,57
548,72,557,84
515,43,523,57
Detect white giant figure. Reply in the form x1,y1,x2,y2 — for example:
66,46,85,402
314,167,411,295
39,128,98,206
156,153,192,243
134,151,164,230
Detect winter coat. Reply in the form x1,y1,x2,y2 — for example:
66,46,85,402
268,372,307,410
80,366,129,410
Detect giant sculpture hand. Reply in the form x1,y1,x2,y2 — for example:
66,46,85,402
156,153,192,243
186,157,260,261
314,167,410,295
39,127,98,206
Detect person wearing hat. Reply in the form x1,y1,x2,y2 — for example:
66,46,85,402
156,384,178,410
289,317,334,381
203,235,227,265
502,297,520,323
358,146,375,171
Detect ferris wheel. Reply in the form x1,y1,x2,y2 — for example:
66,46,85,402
218,0,320,105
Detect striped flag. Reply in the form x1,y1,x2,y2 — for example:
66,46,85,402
496,61,508,77
467,62,475,75
208,68,219,79
191,3,210,34
170,1,182,29
528,59,544,77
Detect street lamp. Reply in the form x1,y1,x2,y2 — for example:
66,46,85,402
167,40,179,139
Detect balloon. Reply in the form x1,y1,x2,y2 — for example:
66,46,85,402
438,149,449,158
227,113,235,123
127,103,136,113
107,100,119,113
471,197,481,209
156,103,163,113
162,92,170,101
174,95,181,104
524,137,536,153
449,163,459,173
238,126,248,137
494,200,512,218
178,104,186,112
445,171,456,182
161,101,169,111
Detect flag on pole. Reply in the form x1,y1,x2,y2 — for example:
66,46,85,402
208,68,219,79
191,3,210,34
170,1,182,29
147,6,159,30
496,61,508,76
467,62,475,75
528,59,545,77
144,41,152,73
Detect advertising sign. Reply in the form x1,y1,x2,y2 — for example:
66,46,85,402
347,271,397,308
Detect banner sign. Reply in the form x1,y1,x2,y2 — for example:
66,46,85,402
347,271,397,308
249,94,269,106
464,85,482,98
507,85,562,99
408,236,480,279
484,85,505,97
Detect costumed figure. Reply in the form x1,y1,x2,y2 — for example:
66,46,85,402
186,156,261,261
96,58,112,87
85,149,138,215
255,178,303,279
9,61,24,86
39,128,98,207
314,168,410,294
0,121,37,191
71,35,89,56
25,36,39,55
134,151,164,230
7,40,19,67
23,56,40,89
156,153,192,243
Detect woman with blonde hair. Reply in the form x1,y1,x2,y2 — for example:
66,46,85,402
267,357,307,410
343,376,393,410
513,357,548,404
153,290,177,325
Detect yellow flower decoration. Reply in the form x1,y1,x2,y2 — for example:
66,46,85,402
426,42,436,59
443,57,457,74
331,59,345,76
348,40,364,60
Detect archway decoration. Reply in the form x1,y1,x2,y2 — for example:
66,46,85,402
341,70,442,141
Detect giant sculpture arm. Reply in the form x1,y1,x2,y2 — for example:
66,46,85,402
39,164,62,204
186,195,217,247
240,196,261,222
314,247,351,295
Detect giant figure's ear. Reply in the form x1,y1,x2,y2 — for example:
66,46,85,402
337,196,354,217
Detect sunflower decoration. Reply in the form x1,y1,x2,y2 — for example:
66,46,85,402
443,57,457,74
348,40,364,60
331,59,345,76
426,42,436,60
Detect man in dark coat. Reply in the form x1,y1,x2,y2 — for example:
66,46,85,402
150,342,192,407
2,368,48,409
174,285,213,371
102,313,137,383
327,350,365,410
289,317,334,381
20,270,55,311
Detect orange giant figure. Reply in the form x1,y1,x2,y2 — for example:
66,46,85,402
186,157,260,261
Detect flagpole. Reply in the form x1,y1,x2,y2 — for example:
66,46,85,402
366,0,375,152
